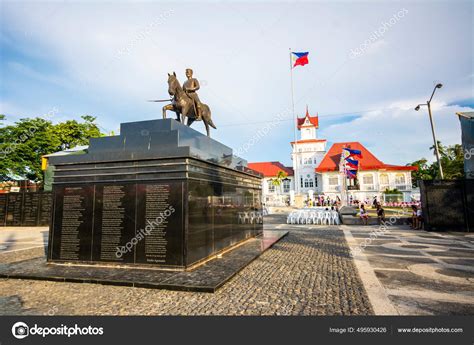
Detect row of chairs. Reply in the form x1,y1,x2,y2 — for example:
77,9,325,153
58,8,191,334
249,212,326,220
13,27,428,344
287,210,340,225
238,211,263,224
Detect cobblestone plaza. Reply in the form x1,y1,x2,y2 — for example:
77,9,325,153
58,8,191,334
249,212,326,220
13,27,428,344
1,215,473,316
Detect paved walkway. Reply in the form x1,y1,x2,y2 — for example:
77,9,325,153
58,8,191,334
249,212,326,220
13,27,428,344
0,217,373,316
343,224,474,315
3,220,471,315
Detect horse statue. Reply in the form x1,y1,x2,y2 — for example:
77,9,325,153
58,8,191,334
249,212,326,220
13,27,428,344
162,72,216,137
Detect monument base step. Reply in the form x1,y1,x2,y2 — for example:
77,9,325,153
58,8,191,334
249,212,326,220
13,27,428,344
0,230,287,293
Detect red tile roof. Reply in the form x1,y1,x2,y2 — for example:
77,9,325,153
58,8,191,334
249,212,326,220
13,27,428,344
315,142,418,172
297,107,319,129
247,162,294,177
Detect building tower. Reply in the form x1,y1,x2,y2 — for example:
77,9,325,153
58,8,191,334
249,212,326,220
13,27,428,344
291,107,327,195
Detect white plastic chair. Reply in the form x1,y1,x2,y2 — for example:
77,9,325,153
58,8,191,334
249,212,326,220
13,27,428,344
238,212,245,224
249,212,256,224
323,211,331,225
298,211,305,224
243,212,250,224
315,211,323,225
287,212,297,224
331,211,340,225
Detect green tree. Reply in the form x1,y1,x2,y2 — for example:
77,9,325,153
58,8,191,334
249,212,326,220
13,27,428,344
408,141,465,183
53,115,102,150
429,142,464,179
0,115,103,183
407,158,434,187
0,117,58,181
271,170,288,193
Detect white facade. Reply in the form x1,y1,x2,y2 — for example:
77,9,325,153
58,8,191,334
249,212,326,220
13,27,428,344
250,109,419,205
261,176,295,206
321,170,416,202
291,114,326,196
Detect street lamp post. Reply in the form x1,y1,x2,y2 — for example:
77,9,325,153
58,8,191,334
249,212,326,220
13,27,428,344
415,83,444,179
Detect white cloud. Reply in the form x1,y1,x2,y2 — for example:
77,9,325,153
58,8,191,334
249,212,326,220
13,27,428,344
320,103,471,165
0,1,472,161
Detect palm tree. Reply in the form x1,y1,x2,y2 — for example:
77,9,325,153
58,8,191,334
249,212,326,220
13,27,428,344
271,170,288,204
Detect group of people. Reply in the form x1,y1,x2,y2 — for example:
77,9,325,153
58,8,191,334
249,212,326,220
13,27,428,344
358,198,423,229
358,202,386,226
305,195,341,208
410,205,423,230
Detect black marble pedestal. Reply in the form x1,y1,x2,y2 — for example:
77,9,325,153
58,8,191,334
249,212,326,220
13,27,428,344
47,119,264,270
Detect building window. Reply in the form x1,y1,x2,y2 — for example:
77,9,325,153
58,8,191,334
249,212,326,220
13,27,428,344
395,173,406,185
329,177,339,186
308,179,314,188
314,176,318,187
268,183,275,193
379,174,389,185
300,176,303,188
362,174,374,185
283,179,291,193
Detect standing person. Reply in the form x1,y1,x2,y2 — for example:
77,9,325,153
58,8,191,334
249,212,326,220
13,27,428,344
373,196,378,208
376,202,385,225
416,207,423,230
360,204,369,225
411,205,418,229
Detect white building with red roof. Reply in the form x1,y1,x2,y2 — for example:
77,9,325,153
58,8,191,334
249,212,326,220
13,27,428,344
247,161,294,205
316,142,417,202
291,107,327,195
249,107,418,205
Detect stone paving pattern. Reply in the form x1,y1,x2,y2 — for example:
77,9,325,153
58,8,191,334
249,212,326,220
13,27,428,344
347,225,474,315
0,216,373,316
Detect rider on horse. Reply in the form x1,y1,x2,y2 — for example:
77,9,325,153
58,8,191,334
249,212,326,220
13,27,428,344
183,68,202,121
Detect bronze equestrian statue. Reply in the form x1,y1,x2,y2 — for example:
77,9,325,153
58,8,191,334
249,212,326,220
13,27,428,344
162,69,216,137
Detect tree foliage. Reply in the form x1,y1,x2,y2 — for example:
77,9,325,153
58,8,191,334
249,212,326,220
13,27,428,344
0,115,103,182
408,141,465,185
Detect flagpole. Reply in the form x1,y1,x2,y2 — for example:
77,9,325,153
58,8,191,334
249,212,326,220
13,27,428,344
289,48,298,195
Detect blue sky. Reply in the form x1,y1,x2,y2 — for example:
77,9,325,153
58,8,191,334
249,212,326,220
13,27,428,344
1,0,473,166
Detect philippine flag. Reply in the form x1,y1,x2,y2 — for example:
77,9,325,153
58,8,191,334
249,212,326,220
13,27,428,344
343,148,363,159
345,158,359,170
292,52,309,68
346,169,357,179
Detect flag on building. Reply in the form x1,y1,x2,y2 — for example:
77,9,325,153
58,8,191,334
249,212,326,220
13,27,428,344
292,52,309,68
